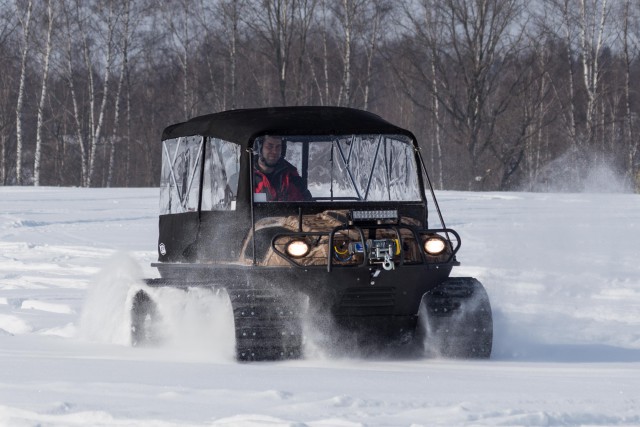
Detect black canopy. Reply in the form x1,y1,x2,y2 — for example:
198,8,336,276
161,106,415,146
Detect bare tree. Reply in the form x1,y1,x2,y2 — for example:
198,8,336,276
246,0,301,106
444,0,527,188
392,0,445,188
160,0,200,118
306,0,332,105
292,0,317,105
221,0,241,110
207,0,249,110
397,0,527,189
361,1,390,110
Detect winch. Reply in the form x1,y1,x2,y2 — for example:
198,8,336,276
348,239,400,270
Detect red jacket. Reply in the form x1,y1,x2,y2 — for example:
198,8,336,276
254,160,311,201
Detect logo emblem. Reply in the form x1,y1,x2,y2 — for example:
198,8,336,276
159,243,167,255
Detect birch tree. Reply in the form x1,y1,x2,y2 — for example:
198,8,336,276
62,0,88,185
210,0,247,110
333,0,366,107
107,0,131,187
621,0,639,184
578,0,611,147
85,0,117,187
33,0,54,186
0,1,17,184
61,0,119,187
524,32,555,190
227,0,240,109
553,0,579,148
395,0,445,188
15,0,33,185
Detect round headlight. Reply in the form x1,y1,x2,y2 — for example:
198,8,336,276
424,236,446,255
286,240,310,258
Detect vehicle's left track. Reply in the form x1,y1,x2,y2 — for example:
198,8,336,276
229,287,303,361
133,279,304,361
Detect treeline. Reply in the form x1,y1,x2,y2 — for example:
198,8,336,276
1,0,639,191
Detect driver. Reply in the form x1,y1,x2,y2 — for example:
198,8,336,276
254,135,312,202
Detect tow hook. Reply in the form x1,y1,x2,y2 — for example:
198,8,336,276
382,253,394,271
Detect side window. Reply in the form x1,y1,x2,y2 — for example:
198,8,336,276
202,138,241,211
160,136,204,214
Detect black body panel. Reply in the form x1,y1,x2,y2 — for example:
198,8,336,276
151,263,453,318
157,212,199,262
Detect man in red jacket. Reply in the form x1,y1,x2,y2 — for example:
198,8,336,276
254,135,312,201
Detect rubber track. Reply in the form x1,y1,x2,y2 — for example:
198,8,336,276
425,277,473,316
144,279,304,361
423,277,493,358
228,288,303,361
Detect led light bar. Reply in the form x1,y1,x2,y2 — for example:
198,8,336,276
351,209,398,222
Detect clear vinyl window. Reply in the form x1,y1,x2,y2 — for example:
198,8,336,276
160,136,240,214
202,138,241,211
160,136,203,214
254,134,421,202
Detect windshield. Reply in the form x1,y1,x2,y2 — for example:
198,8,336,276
253,134,422,202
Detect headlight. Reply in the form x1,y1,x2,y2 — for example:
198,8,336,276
285,240,310,258
424,236,446,255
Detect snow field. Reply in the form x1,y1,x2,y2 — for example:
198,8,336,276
0,187,639,426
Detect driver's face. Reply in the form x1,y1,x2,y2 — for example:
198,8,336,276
262,137,282,167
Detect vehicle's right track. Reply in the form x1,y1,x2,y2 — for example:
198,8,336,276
422,277,493,358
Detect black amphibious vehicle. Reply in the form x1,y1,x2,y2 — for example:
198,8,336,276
132,106,492,360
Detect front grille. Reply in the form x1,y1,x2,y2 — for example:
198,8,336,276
339,287,395,308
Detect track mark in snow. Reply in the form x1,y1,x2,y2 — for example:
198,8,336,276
473,408,640,426
0,405,193,427
38,323,76,338
21,300,74,314
254,390,293,400
48,401,75,415
211,414,302,426
329,395,355,407
0,314,32,335
307,418,363,427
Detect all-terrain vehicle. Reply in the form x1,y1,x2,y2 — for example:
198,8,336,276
131,106,492,361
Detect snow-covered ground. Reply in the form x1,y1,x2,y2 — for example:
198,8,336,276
0,186,639,426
